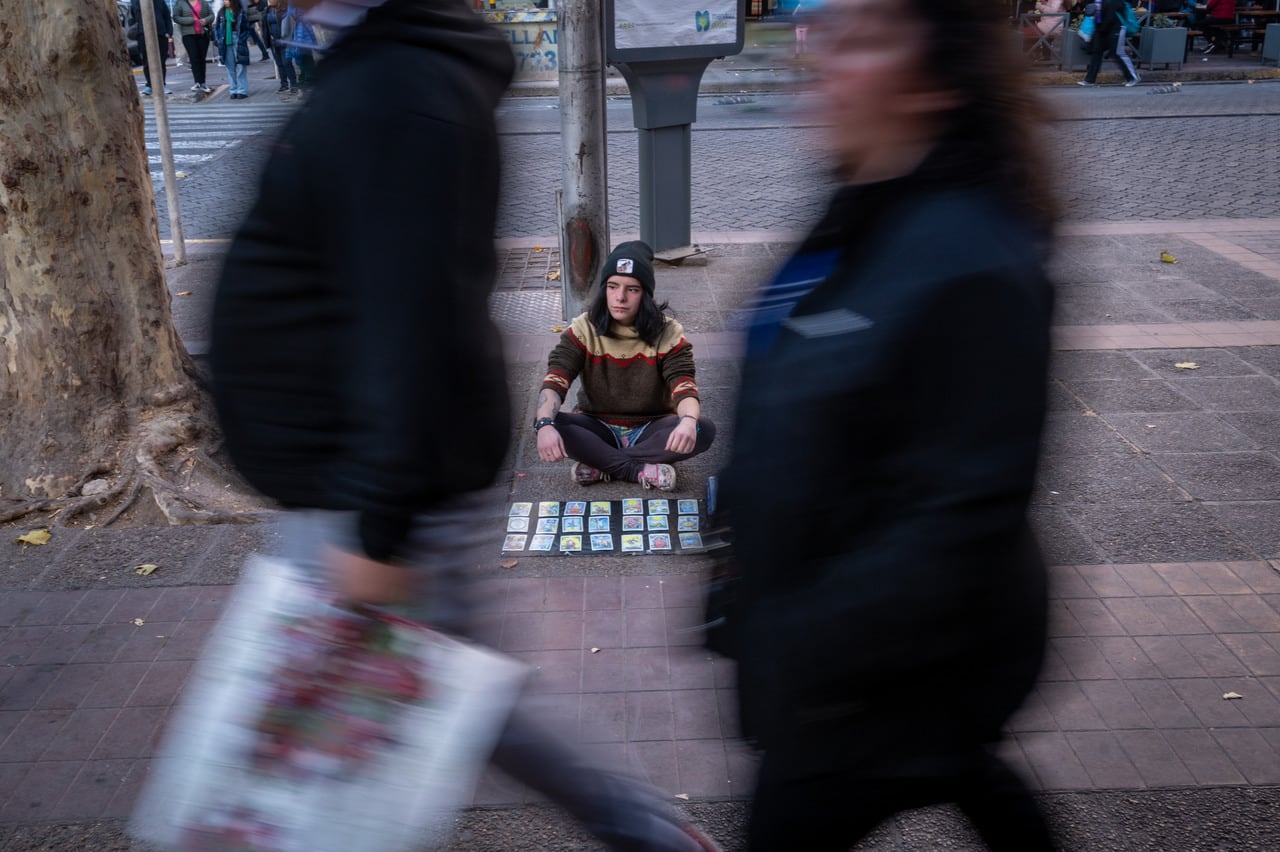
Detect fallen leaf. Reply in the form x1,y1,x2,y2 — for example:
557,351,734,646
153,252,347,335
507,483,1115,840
175,170,187,178
176,290,192,297
14,529,52,546
590,647,601,654
133,618,145,626
500,559,517,569
546,269,561,281
673,793,689,801
135,564,159,576
1174,362,1199,370
1223,691,1243,700
532,245,545,252
1159,250,1177,264
552,324,564,333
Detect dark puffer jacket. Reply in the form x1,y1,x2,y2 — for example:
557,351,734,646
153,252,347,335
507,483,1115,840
723,142,1054,781
210,0,515,562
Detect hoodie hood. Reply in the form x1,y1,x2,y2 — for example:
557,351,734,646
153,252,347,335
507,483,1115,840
328,0,514,106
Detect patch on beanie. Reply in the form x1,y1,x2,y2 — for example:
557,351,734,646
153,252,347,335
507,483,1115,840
617,258,634,274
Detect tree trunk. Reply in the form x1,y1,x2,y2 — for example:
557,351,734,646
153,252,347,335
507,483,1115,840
0,1,241,523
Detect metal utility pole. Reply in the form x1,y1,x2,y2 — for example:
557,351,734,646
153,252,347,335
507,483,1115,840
140,0,186,264
557,0,609,319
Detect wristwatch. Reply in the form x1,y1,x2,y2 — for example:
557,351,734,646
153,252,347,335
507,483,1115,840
533,417,557,433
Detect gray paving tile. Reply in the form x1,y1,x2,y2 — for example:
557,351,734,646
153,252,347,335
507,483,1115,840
1168,678,1252,728
1093,636,1158,679
1220,633,1280,677
1106,599,1168,636
1115,730,1196,788
1151,452,1280,501
1230,561,1280,594
1144,596,1211,635
1047,565,1097,599
1040,681,1109,731
579,692,626,744
1163,729,1246,785
1064,599,1126,636
1125,680,1201,729
625,740,679,793
1106,412,1260,453
513,649,583,695
1052,637,1118,680
1079,679,1153,730
1224,596,1280,632
0,709,71,763
1111,564,1177,597
1205,503,1280,560
1211,728,1280,785
1072,502,1255,563
1074,565,1138,598
672,690,722,741
1135,636,1209,679
1177,634,1252,678
1066,379,1199,414
1017,731,1094,791
0,761,81,822
675,739,730,798
49,758,134,821
1067,731,1145,789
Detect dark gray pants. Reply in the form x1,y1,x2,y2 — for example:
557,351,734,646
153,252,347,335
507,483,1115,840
278,499,702,851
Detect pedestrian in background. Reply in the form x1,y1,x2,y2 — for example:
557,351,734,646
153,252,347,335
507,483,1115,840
173,0,215,93
264,0,300,93
214,0,252,99
720,0,1058,848
244,0,273,62
1078,0,1141,86
282,3,319,88
208,1,719,849
131,0,174,95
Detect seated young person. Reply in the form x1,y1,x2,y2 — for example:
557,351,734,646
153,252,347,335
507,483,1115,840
533,241,716,492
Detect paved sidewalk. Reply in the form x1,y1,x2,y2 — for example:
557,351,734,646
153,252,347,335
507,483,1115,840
4,214,1280,848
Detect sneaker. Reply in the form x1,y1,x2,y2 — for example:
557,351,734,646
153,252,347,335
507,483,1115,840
1202,42,1216,54
1076,80,1096,87
190,83,200,91
141,86,152,95
277,84,289,92
638,463,676,491
162,86,172,95
200,84,213,93
1124,74,1141,87
571,462,609,486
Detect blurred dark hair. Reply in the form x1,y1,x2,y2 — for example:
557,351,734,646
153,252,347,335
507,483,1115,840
909,0,1060,230
587,284,672,347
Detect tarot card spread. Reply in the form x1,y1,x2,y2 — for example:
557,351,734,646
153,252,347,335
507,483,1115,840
502,500,705,556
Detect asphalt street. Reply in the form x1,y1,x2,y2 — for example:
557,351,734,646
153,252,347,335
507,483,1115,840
147,81,1280,244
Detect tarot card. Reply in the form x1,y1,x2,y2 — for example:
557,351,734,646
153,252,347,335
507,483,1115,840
622,498,643,515
529,534,555,552
646,514,669,531
677,499,699,516
590,534,614,551
589,515,610,533
506,516,530,533
620,534,645,552
646,499,670,515
559,535,582,553
676,515,699,532
564,501,587,516
562,516,584,533
648,533,672,552
510,502,534,516
538,501,560,517
502,534,528,551
622,515,645,531
678,532,704,550
535,517,560,535
590,501,612,516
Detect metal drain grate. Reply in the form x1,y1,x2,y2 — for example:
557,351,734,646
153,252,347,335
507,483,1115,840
489,290,563,333
496,247,561,291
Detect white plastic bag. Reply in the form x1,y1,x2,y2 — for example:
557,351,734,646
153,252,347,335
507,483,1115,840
130,555,526,852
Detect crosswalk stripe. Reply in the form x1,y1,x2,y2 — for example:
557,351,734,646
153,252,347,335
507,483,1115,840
143,101,296,184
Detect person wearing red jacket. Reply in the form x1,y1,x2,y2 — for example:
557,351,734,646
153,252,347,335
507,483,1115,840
1200,0,1238,53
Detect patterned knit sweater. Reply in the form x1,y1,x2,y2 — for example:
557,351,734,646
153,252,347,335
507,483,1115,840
541,313,699,427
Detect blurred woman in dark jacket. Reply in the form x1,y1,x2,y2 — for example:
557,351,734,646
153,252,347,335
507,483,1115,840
721,1,1058,848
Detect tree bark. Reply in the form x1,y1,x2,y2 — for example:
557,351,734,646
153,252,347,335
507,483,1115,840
0,1,216,520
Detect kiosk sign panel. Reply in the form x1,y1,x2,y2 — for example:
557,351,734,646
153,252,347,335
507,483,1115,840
606,0,745,62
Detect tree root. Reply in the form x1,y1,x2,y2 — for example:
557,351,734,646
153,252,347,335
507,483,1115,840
2,411,268,529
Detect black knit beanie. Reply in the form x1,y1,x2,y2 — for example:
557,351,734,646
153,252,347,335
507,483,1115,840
599,240,656,298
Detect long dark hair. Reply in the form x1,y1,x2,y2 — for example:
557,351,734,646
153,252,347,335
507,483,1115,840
906,1,1060,230
587,285,672,347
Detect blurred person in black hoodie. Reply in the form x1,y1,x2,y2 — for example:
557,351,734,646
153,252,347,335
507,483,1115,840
209,1,719,849
721,0,1058,849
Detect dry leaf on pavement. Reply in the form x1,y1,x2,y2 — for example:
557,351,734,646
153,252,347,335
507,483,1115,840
133,618,145,626
135,564,159,576
546,269,561,281
1174,362,1199,370
14,529,52,546
1223,691,1243,700
1159,250,1177,264
500,559,517,569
